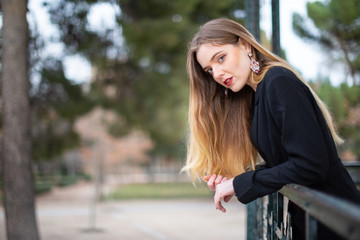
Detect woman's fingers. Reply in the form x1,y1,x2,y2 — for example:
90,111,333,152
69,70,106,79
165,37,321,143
214,191,227,213
215,175,223,185
203,175,212,182
221,177,228,183
213,178,235,213
203,174,232,212
206,174,217,191
204,174,226,183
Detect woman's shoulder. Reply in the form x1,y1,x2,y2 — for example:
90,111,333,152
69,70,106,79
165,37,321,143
263,66,297,84
261,66,303,92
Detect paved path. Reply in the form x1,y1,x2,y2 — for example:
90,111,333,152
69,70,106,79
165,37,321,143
0,181,246,240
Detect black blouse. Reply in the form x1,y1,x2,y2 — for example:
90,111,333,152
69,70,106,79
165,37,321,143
232,66,360,239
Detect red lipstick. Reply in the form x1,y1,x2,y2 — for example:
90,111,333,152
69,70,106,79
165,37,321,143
223,77,233,86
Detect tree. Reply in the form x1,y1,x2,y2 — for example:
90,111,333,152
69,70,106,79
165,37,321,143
31,57,92,169
45,0,245,160
1,0,40,239
293,0,360,160
115,0,245,158
310,77,360,160
292,0,360,85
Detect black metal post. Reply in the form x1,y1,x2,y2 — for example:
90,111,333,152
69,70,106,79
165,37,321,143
245,0,260,42
247,201,257,240
268,194,274,239
271,0,281,56
306,212,318,240
277,193,284,232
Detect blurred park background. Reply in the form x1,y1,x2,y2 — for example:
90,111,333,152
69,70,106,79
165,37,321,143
0,0,359,239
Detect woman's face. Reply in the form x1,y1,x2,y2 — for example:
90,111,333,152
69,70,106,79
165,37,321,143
196,41,253,92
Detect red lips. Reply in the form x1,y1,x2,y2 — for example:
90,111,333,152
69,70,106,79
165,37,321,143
223,77,233,86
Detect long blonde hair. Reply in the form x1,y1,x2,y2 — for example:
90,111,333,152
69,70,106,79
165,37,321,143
182,18,343,181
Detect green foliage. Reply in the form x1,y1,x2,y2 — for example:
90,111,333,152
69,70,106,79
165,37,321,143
340,83,360,107
33,58,92,119
312,77,360,158
315,77,347,126
45,0,245,159
57,176,78,187
293,0,360,159
292,0,360,85
34,175,82,194
35,180,53,194
115,0,245,157
31,57,93,162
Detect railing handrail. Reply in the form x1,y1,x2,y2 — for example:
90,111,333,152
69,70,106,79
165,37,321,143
279,184,360,240
247,162,360,239
342,161,360,167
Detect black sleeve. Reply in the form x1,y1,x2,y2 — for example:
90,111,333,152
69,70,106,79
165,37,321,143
233,73,330,204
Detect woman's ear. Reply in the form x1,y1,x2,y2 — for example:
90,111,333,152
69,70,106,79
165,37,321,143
238,38,251,51
243,42,251,52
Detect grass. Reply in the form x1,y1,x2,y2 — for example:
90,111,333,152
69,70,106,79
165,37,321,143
107,182,213,200
57,176,78,187
35,180,53,194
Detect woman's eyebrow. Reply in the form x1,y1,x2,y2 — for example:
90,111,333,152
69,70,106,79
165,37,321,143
202,50,223,71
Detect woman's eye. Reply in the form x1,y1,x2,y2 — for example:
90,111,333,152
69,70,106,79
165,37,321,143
207,68,213,74
218,55,225,63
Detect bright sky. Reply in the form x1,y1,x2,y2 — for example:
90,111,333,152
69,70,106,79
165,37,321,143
25,0,345,86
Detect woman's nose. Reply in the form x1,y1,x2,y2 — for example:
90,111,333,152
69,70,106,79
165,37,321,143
212,67,224,81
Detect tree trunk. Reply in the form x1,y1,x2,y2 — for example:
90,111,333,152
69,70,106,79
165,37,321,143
1,0,41,239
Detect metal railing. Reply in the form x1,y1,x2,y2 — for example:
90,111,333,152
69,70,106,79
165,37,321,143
247,161,360,240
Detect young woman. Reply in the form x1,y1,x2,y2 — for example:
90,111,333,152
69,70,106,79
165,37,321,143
182,18,360,239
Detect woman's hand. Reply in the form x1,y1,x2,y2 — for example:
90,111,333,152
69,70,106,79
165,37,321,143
214,178,235,213
203,174,228,191
204,174,235,213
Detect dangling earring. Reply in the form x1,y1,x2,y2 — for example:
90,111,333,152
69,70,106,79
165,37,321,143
224,88,228,98
248,52,260,73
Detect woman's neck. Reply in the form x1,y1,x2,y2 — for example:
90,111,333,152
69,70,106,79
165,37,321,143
247,80,258,92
